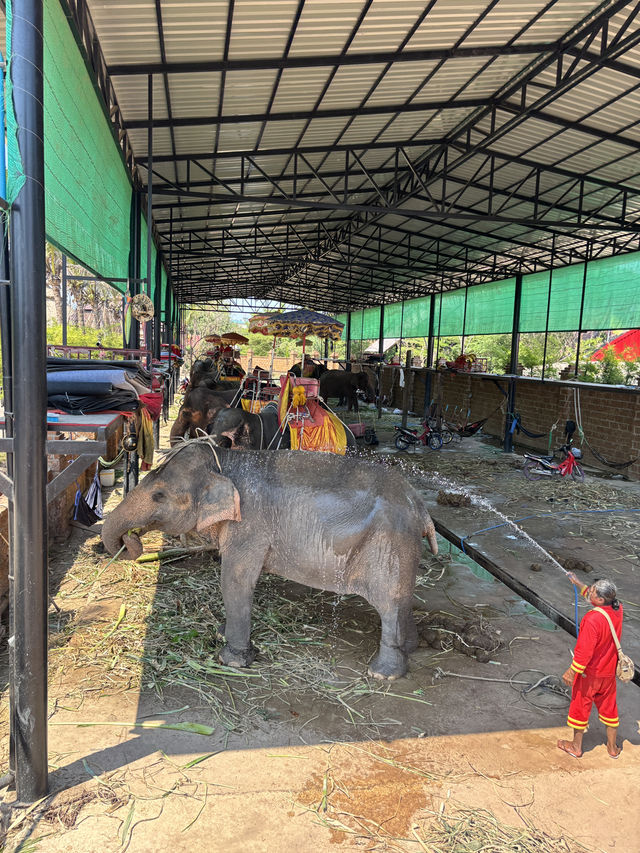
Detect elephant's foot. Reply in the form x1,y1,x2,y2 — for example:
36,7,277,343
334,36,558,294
368,647,407,681
219,642,257,669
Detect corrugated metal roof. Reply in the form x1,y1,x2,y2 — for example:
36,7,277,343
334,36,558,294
71,0,640,310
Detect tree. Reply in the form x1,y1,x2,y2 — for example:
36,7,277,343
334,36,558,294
45,245,63,325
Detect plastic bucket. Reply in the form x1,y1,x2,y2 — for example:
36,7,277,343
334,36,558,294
99,469,116,488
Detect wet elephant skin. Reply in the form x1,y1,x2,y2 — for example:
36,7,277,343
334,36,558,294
102,444,438,679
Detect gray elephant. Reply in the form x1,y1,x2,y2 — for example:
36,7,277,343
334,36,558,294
319,369,375,412
102,442,438,679
188,358,242,395
209,402,289,449
209,402,358,451
169,387,232,445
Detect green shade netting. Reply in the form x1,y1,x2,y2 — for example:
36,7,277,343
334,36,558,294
400,296,430,337
382,301,403,337
333,253,640,340
140,215,158,301
519,266,583,333
351,309,364,340
581,254,640,330
7,0,133,286
434,288,466,336
464,278,515,334
361,306,381,338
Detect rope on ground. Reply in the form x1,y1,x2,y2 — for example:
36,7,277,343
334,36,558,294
433,667,569,711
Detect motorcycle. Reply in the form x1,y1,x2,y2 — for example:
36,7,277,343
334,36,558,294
394,420,448,451
523,443,585,482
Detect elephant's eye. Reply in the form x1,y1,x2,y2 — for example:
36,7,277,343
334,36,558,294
151,490,166,503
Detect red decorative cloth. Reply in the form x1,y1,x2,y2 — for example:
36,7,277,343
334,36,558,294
139,392,163,421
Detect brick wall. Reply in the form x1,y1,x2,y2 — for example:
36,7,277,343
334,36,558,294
379,365,640,478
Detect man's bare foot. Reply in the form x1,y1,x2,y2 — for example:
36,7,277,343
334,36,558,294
607,745,621,759
557,739,582,758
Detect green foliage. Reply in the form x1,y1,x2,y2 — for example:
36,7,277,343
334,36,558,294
47,324,123,348
464,334,511,373
576,359,600,383
599,346,626,385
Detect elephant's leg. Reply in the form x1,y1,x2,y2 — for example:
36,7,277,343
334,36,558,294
218,547,266,667
367,598,412,680
402,603,419,654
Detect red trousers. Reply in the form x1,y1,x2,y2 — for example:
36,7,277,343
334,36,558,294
568,672,618,730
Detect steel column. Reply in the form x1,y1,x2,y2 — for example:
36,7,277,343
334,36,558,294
574,242,591,376
9,0,49,801
503,272,522,453
424,293,436,417
541,236,556,381
146,73,153,357
377,303,384,418
345,312,351,366
61,254,67,345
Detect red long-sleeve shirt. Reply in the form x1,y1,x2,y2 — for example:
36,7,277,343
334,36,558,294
570,585,623,677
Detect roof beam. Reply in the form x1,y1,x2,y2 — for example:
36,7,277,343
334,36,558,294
125,97,490,129
149,185,640,232
108,42,555,76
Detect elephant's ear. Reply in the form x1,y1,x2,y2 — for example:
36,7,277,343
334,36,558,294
206,402,228,422
196,474,241,537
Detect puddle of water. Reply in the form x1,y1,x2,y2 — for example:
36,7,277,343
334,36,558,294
437,535,558,631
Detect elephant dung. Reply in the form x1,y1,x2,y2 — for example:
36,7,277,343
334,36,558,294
419,611,502,663
436,490,472,508
549,551,593,574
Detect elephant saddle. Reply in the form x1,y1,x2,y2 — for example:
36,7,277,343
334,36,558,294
278,375,347,455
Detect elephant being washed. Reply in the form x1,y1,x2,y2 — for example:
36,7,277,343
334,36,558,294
102,441,438,679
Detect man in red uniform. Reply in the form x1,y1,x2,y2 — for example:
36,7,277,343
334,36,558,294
557,574,623,759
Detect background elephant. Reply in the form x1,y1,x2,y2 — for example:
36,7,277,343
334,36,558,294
289,359,327,379
189,357,219,390
319,369,375,412
169,387,231,445
209,402,289,449
188,358,242,395
102,443,438,679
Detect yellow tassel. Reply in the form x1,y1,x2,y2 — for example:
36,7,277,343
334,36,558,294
292,386,307,407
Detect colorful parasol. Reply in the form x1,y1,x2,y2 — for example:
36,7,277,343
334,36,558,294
266,309,344,342
257,309,343,372
248,313,280,335
220,332,249,345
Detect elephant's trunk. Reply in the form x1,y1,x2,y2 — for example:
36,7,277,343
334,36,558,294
169,414,187,446
102,498,145,560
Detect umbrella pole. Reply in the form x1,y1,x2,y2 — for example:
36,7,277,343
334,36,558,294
301,335,306,374
269,336,275,384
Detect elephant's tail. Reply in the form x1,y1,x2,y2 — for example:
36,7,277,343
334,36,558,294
423,517,438,555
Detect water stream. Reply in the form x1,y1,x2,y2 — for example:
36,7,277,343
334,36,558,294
379,449,572,580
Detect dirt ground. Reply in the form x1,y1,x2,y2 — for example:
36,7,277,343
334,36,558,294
1,405,639,853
